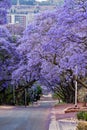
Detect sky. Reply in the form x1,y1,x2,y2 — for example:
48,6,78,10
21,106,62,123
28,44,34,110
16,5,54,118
35,0,48,2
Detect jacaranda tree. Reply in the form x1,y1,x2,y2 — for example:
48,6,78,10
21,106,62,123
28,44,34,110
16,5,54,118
12,10,57,88
40,0,87,102
0,0,19,104
0,0,11,24
0,26,20,90
12,0,87,103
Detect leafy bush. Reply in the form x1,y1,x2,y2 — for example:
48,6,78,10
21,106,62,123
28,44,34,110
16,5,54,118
34,86,42,101
36,86,42,96
77,111,87,121
84,112,87,121
52,93,59,99
76,121,87,130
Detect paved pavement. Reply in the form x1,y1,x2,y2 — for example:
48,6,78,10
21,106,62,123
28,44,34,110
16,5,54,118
0,95,57,130
0,96,77,130
49,108,58,130
50,104,78,130
58,120,77,130
0,106,50,130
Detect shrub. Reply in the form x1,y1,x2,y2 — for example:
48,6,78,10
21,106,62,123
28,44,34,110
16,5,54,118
76,121,87,130
84,112,87,121
36,86,42,96
77,111,87,121
77,111,85,120
52,93,59,100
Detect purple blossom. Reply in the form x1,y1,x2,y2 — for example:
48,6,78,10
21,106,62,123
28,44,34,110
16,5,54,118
0,26,20,89
0,0,11,24
12,0,87,89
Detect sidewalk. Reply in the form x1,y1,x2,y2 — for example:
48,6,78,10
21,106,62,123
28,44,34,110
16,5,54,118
49,108,58,130
49,103,78,130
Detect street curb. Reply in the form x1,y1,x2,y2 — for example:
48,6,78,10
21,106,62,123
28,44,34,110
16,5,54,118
49,108,59,130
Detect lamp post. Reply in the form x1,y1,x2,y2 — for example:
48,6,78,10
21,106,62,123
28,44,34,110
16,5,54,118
75,65,78,107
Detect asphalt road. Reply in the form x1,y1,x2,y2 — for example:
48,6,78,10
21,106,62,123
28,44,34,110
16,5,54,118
0,99,55,130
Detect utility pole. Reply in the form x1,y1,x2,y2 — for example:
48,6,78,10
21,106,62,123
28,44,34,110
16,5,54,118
75,65,78,107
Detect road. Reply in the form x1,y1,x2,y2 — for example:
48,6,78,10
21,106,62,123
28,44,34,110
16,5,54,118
0,97,56,130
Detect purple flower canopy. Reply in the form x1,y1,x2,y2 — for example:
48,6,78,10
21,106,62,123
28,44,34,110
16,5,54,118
0,0,11,24
0,0,11,9
12,0,87,87
0,26,20,89
0,0,86,89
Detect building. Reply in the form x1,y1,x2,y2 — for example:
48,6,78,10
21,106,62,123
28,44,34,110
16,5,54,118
7,12,34,27
7,0,63,28
7,4,35,27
